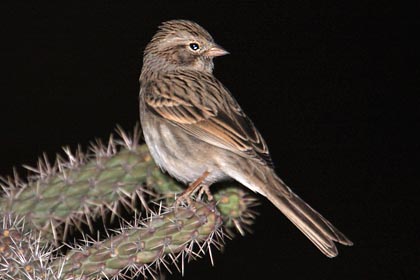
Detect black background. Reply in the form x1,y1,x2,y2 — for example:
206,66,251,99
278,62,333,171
0,2,417,280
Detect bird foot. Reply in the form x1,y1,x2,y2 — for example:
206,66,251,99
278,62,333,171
197,185,214,201
174,184,213,210
174,170,212,210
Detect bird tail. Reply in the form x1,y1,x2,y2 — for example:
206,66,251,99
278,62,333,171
263,172,353,257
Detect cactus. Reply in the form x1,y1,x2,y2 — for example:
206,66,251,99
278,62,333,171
55,202,223,279
0,126,256,279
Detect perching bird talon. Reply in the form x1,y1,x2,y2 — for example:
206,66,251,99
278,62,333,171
174,184,213,212
197,185,213,201
174,193,195,210
174,170,210,210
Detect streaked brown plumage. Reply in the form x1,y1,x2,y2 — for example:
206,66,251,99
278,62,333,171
139,19,352,257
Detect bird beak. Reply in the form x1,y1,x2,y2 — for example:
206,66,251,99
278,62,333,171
206,44,230,57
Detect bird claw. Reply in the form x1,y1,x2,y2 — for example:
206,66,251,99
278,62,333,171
197,185,213,201
175,193,193,208
174,184,213,211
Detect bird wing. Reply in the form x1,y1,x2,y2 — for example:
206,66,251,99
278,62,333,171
142,70,273,166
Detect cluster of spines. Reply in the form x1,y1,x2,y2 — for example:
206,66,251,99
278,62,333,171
0,214,62,280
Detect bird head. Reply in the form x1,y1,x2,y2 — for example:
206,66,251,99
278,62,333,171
142,20,229,75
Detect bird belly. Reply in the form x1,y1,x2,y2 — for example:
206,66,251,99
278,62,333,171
141,111,227,185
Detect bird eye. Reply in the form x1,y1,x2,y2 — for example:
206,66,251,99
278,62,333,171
189,43,200,51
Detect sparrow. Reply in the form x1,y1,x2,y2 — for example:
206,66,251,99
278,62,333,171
139,19,352,257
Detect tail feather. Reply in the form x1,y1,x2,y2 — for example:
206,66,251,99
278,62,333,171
265,175,353,257
225,163,352,257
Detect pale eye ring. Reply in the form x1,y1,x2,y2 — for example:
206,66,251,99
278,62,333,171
189,43,200,51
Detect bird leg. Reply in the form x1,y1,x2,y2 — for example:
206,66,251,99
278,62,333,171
175,171,213,207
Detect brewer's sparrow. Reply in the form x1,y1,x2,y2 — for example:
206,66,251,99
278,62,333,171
139,20,352,257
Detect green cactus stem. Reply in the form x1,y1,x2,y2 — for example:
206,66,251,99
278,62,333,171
0,127,182,241
55,202,223,279
214,187,258,236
